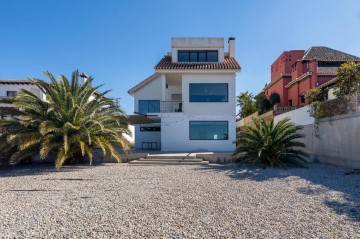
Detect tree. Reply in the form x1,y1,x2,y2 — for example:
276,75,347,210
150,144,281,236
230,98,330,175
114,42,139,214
236,91,257,118
334,61,360,97
0,70,130,168
233,117,308,169
269,92,281,105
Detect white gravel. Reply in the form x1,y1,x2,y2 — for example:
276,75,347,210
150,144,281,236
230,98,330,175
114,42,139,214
0,163,359,238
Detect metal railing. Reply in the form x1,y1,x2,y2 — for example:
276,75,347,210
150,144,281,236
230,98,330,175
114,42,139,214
160,101,183,113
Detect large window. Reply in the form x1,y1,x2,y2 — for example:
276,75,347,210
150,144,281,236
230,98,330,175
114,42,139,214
178,50,218,62
189,83,228,102
6,91,17,97
139,100,160,114
189,121,228,140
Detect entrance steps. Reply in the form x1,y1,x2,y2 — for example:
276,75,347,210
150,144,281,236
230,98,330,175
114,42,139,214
129,153,209,165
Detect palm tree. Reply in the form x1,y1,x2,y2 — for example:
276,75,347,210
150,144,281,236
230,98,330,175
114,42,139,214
0,70,130,168
234,117,308,169
236,91,256,118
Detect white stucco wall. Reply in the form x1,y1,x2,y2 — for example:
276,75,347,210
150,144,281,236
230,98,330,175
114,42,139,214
274,106,314,126
182,73,236,115
0,84,46,107
171,38,225,62
161,113,236,152
122,125,135,146
165,84,182,101
134,124,161,149
133,75,163,113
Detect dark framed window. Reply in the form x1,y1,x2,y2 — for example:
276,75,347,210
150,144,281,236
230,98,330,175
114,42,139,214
189,83,228,102
189,121,228,140
139,100,160,114
6,91,17,97
140,126,160,132
178,50,218,62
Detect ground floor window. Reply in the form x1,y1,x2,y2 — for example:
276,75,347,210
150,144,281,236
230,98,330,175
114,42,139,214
189,121,228,140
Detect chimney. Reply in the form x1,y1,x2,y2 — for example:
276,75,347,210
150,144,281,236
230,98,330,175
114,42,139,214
79,72,88,85
228,37,235,58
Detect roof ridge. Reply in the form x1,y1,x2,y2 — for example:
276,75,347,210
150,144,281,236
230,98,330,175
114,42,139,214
128,73,161,95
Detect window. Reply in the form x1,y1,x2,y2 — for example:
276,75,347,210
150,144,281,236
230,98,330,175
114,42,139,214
140,126,160,132
6,91,17,97
139,100,160,114
189,121,228,140
178,51,218,62
189,83,228,102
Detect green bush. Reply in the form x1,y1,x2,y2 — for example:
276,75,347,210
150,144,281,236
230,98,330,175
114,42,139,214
233,117,308,169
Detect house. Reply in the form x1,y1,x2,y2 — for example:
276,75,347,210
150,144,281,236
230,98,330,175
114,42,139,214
0,74,109,119
0,79,47,119
264,47,360,107
128,37,241,152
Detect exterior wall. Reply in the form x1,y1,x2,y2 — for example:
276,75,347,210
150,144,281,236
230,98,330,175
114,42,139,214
171,38,225,62
133,75,162,113
274,107,360,169
134,124,161,149
298,78,312,97
165,84,182,101
314,113,360,169
122,125,135,147
274,105,314,126
161,113,236,152
317,75,334,86
287,83,299,106
264,77,291,105
0,84,46,106
181,73,236,115
271,50,305,81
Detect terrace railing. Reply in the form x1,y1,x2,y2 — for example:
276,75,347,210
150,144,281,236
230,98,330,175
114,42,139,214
274,105,298,115
160,101,183,113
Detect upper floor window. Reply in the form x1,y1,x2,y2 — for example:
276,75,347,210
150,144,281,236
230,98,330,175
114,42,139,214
139,100,160,115
6,91,17,97
178,50,218,62
189,83,228,102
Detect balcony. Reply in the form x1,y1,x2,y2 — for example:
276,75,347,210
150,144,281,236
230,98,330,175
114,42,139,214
160,101,183,113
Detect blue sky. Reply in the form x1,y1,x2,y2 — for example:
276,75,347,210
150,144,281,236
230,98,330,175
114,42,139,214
1,0,360,114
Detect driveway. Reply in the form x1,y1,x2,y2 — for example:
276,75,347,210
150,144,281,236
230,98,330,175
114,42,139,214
0,163,359,238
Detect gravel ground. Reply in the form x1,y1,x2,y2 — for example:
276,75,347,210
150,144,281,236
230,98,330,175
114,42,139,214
0,163,359,238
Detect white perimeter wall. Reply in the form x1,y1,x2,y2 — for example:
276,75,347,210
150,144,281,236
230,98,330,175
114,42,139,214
161,113,236,152
274,106,314,126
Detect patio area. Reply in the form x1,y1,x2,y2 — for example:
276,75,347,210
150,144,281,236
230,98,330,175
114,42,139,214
0,163,359,238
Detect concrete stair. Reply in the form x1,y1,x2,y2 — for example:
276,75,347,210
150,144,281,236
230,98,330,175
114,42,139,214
129,154,209,165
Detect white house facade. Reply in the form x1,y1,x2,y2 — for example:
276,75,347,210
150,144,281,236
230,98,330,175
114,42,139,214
128,37,241,152
0,80,47,119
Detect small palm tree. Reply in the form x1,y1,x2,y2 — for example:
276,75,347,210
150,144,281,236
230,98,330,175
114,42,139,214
234,117,308,169
0,70,130,168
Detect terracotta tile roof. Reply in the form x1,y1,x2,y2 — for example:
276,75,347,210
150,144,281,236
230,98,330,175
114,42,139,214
318,77,339,89
302,47,360,62
263,73,291,91
128,73,160,95
0,79,34,85
317,67,338,75
118,115,155,125
285,72,312,89
155,56,241,70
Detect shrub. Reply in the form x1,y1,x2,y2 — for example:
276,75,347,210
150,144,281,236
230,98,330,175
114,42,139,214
233,117,308,169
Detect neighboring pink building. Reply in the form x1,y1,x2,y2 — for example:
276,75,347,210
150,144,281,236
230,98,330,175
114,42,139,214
264,47,360,107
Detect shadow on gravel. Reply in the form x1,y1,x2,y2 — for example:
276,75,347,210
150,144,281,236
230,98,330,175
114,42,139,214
0,164,86,178
195,163,360,222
